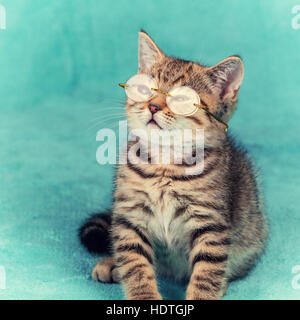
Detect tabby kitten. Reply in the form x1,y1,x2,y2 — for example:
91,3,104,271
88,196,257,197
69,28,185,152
79,31,267,300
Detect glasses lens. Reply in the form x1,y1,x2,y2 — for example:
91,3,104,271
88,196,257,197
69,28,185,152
124,74,157,102
166,86,200,116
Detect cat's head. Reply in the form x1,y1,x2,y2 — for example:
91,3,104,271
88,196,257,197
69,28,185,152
125,30,244,146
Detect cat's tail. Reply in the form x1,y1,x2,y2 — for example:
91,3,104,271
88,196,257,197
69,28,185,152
79,210,112,254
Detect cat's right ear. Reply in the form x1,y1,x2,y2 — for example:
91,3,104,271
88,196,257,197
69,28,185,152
138,30,164,72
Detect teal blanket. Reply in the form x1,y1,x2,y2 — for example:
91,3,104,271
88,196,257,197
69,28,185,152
0,0,300,299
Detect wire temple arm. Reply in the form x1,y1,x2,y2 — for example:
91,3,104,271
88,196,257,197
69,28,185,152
194,104,228,131
151,88,171,96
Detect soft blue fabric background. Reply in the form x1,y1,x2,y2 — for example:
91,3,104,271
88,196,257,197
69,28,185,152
0,0,299,299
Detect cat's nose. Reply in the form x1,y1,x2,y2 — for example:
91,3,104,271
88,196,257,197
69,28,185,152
148,103,162,114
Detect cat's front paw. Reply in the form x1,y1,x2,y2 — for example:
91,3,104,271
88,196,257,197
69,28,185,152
92,256,120,283
186,284,218,300
128,292,163,300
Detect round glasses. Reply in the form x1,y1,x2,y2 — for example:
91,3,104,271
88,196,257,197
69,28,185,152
119,74,228,130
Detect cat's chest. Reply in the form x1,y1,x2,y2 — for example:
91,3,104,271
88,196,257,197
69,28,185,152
146,179,188,248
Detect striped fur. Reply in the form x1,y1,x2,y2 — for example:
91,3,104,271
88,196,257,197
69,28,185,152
79,31,267,300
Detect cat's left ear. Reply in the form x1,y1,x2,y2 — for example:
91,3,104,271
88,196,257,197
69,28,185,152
138,30,164,71
207,56,244,103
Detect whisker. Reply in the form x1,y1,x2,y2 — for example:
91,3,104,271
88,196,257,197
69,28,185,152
91,106,125,112
86,118,126,132
97,98,126,105
89,115,125,123
89,110,126,119
88,118,126,129
101,96,126,102
89,114,125,122
90,110,125,117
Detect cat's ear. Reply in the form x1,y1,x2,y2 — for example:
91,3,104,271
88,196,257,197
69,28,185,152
206,56,244,103
138,30,164,71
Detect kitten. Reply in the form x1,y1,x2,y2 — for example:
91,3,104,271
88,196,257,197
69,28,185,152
79,30,267,300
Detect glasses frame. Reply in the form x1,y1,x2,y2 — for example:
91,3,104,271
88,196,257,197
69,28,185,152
119,81,228,131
